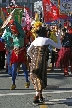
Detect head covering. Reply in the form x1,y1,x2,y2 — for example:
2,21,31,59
8,19,14,25
34,21,42,28
10,25,19,34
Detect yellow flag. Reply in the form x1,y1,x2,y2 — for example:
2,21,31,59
35,12,39,21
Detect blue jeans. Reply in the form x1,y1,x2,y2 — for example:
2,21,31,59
7,52,12,75
12,63,29,83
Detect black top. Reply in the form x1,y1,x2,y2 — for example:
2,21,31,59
62,33,72,47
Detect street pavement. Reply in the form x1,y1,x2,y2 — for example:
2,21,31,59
0,68,72,108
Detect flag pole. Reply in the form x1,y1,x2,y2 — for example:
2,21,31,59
1,9,15,29
42,0,45,24
58,0,60,14
58,0,60,25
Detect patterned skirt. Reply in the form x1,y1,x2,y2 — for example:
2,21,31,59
56,47,72,68
30,46,48,91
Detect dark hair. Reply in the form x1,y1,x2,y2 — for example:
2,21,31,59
62,27,66,32
36,26,47,37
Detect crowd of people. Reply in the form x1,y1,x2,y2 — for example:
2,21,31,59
0,13,72,104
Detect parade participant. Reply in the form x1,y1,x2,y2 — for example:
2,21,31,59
27,25,61,104
0,18,5,69
23,26,32,48
31,21,42,39
56,28,72,76
23,26,32,71
8,20,30,90
1,27,13,75
0,9,15,73
1,15,30,89
47,25,58,70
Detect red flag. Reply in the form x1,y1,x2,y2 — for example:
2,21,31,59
59,14,68,19
51,5,59,19
42,0,59,22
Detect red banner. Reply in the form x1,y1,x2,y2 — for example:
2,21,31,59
42,0,59,22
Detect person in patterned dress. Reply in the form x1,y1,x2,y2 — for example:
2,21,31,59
27,26,61,104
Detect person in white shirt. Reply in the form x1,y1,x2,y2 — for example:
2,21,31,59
27,26,61,104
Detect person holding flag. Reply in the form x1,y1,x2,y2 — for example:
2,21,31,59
1,9,30,89
8,19,30,90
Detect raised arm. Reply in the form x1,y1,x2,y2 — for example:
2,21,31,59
27,43,34,58
14,20,25,38
46,31,62,49
2,29,10,40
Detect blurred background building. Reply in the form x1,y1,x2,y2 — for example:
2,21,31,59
0,0,8,7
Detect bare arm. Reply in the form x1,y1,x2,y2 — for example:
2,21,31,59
27,43,34,58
